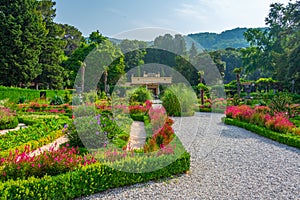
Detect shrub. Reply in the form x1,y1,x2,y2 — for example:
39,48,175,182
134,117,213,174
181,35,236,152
269,92,293,116
0,107,18,130
129,87,152,104
265,113,296,133
162,84,197,116
50,95,64,105
225,105,299,135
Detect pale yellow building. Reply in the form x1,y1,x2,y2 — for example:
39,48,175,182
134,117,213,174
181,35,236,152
131,72,172,95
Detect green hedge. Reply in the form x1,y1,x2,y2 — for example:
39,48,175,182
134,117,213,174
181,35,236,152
18,115,69,126
0,86,67,103
224,117,300,149
0,152,190,199
130,113,145,121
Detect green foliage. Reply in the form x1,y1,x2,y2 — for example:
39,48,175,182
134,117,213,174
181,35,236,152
0,118,68,155
17,96,26,104
0,0,47,87
0,86,66,103
224,118,300,149
82,91,98,103
188,28,251,50
0,152,190,199
17,114,67,126
130,113,145,121
269,93,292,115
242,1,300,91
0,129,65,159
50,95,64,105
0,108,18,130
162,84,197,116
129,87,152,103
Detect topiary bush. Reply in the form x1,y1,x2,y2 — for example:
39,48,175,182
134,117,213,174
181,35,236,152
129,87,152,104
162,84,197,116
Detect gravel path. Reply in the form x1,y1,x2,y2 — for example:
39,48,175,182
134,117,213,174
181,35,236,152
78,112,300,200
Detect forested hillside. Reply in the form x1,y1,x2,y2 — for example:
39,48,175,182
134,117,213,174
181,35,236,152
188,28,265,50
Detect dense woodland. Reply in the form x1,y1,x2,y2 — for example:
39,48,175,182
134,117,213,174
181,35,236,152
0,0,299,93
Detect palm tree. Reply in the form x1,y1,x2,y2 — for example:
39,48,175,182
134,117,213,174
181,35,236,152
197,70,205,105
233,67,242,98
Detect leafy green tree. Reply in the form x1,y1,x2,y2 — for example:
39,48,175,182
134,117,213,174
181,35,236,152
59,24,85,56
0,0,47,86
242,1,300,91
63,42,97,88
220,48,243,83
119,39,147,80
89,30,106,44
34,0,67,89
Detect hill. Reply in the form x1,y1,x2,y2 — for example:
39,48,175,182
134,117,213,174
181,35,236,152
187,27,265,50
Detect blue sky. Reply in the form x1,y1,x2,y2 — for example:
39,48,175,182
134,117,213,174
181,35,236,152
54,0,291,40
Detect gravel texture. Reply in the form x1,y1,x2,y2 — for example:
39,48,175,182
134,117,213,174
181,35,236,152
77,112,300,200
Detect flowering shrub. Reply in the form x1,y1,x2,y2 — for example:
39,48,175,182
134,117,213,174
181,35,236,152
148,106,167,131
0,144,96,181
145,100,152,111
129,105,148,114
211,98,227,110
226,105,299,134
225,105,254,122
0,107,18,130
254,106,271,114
265,113,296,133
141,105,176,153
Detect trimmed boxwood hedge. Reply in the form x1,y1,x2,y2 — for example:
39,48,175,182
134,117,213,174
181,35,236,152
130,113,145,121
224,117,300,149
0,86,67,103
0,152,190,199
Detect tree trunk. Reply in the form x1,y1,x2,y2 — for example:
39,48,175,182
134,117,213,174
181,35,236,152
237,74,240,98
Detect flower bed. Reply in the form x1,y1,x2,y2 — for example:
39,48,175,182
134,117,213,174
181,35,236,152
224,105,300,148
0,118,69,156
0,151,190,199
224,118,300,149
225,105,300,135
0,107,18,130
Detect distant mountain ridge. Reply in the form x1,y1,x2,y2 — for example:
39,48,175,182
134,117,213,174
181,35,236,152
187,27,266,50
107,27,267,51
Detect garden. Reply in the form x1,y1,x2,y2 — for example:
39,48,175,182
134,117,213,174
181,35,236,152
0,85,191,199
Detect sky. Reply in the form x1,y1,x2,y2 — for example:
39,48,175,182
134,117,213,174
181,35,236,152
54,0,291,40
